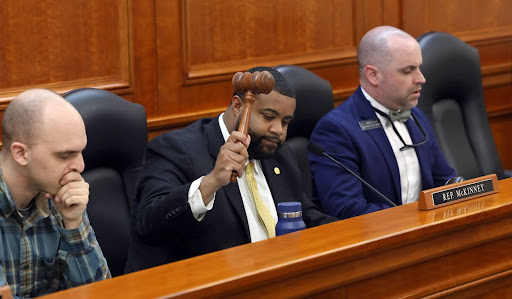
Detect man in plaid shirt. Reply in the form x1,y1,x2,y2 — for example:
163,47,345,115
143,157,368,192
0,89,111,298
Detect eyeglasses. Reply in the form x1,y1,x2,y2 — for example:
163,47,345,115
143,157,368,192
373,108,429,151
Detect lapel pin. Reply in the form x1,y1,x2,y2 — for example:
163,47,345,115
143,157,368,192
274,167,280,175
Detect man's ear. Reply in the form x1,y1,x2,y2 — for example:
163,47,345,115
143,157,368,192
231,95,244,118
11,142,29,166
364,65,381,86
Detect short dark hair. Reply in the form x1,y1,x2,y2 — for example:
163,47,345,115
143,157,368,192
233,66,296,99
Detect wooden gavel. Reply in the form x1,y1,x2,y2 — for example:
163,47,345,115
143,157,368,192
230,70,275,182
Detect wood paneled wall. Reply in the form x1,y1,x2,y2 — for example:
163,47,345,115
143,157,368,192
1,0,511,166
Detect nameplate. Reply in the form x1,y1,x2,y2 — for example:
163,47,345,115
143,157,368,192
418,174,498,210
359,119,382,131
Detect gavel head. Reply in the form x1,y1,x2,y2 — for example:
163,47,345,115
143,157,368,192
232,71,275,95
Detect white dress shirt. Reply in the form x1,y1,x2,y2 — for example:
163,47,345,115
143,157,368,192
187,113,278,242
361,88,422,204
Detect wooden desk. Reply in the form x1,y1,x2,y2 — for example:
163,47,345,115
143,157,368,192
40,178,512,298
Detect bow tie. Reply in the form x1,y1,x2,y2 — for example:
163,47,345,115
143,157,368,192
373,107,411,127
389,109,411,123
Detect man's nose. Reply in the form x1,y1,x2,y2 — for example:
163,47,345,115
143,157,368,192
269,121,284,136
416,70,426,85
72,153,85,173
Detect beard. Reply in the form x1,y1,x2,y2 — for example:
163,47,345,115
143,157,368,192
247,129,283,160
235,116,283,160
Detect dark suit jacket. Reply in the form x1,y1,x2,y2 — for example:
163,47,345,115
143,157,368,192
309,86,455,220
125,116,336,272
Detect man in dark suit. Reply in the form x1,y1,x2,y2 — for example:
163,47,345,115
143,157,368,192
125,67,337,272
309,26,455,220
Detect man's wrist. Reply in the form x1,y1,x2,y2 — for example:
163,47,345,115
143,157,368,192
62,216,83,229
199,173,222,205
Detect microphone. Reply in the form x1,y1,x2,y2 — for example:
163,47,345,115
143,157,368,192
445,176,465,185
308,142,397,207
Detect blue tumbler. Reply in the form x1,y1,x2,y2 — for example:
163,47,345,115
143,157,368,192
275,202,306,236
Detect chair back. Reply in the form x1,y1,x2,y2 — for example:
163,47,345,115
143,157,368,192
63,88,148,276
275,65,334,140
275,65,334,197
417,32,505,179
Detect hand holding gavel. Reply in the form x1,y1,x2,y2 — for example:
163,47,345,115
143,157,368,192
230,70,275,183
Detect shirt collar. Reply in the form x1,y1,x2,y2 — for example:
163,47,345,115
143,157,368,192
218,113,230,142
34,193,50,218
362,88,390,127
361,87,392,114
0,155,50,218
362,87,411,128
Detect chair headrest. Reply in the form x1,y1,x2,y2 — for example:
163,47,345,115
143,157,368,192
418,32,483,108
63,88,148,172
274,65,334,139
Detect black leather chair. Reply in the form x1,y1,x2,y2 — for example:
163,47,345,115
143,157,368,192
274,65,334,197
417,32,507,180
63,88,148,276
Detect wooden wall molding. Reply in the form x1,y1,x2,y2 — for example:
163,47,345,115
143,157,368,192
482,62,512,89
333,86,358,103
0,77,132,103
148,107,225,131
1,0,511,166
185,49,357,85
488,107,512,119
146,107,227,139
0,0,133,102
181,0,356,85
458,26,512,46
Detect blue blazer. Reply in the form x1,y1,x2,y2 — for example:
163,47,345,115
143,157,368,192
309,87,455,219
125,116,336,272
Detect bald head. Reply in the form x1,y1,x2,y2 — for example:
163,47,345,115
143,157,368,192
2,89,83,153
357,26,416,79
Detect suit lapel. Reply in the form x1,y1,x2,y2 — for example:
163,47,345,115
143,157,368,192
260,158,287,207
204,118,250,238
354,88,401,205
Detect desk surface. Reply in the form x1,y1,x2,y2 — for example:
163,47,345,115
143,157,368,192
40,178,512,298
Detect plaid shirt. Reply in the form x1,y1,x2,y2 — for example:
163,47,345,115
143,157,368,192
0,166,111,298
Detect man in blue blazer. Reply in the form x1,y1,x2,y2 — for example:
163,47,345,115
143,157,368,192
310,26,455,220
125,67,336,272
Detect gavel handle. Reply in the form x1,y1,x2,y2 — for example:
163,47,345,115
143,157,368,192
230,91,254,183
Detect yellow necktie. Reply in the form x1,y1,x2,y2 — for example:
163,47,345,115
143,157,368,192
245,161,276,238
